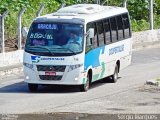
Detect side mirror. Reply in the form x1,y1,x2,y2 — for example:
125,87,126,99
22,27,29,39
88,28,94,39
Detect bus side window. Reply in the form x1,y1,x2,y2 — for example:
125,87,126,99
103,19,111,44
110,17,118,42
122,13,131,39
86,22,98,53
116,15,124,41
97,20,105,46
93,22,98,47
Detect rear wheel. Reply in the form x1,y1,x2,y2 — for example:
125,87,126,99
80,74,90,92
111,64,119,83
28,84,38,92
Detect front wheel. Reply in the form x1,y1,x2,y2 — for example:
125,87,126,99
111,64,119,83
28,84,38,92
79,74,90,92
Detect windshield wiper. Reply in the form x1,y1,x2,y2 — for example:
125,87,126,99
54,47,76,55
29,46,54,56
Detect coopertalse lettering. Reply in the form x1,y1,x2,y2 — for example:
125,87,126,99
41,58,65,61
109,45,124,55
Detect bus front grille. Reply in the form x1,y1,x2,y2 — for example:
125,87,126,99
39,75,62,80
37,65,66,72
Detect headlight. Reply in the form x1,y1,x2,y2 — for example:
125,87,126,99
23,62,34,70
68,64,83,72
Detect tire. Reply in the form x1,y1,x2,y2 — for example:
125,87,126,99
80,74,90,92
111,64,119,83
28,83,38,92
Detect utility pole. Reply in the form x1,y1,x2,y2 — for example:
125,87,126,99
149,0,153,30
36,3,44,17
0,10,9,53
123,0,127,8
18,8,26,50
101,0,108,5
94,0,100,4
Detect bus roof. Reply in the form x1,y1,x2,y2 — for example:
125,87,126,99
35,4,128,24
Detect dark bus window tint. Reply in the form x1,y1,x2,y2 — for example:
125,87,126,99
116,15,124,40
122,13,131,39
97,20,105,46
103,19,111,44
110,17,118,42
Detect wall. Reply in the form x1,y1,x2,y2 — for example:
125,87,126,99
0,50,23,67
132,29,160,50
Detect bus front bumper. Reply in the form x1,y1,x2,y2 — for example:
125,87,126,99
24,66,86,85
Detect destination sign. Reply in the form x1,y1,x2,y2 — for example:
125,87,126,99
38,24,57,30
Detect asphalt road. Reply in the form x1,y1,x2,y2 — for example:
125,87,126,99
0,48,160,116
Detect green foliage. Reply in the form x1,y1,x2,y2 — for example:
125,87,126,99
154,15,160,29
0,0,160,40
154,0,160,29
154,0,160,15
102,0,160,31
131,19,150,32
0,0,61,39
128,0,149,20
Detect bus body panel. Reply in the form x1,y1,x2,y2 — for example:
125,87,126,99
85,38,132,82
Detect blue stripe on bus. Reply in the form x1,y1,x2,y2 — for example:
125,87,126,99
84,47,105,71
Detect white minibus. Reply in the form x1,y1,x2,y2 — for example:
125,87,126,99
23,4,132,92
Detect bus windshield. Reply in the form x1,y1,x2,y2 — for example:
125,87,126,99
25,22,84,56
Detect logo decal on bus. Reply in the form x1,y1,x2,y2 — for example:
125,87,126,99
31,56,41,63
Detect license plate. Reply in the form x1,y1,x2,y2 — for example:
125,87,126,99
45,71,56,76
